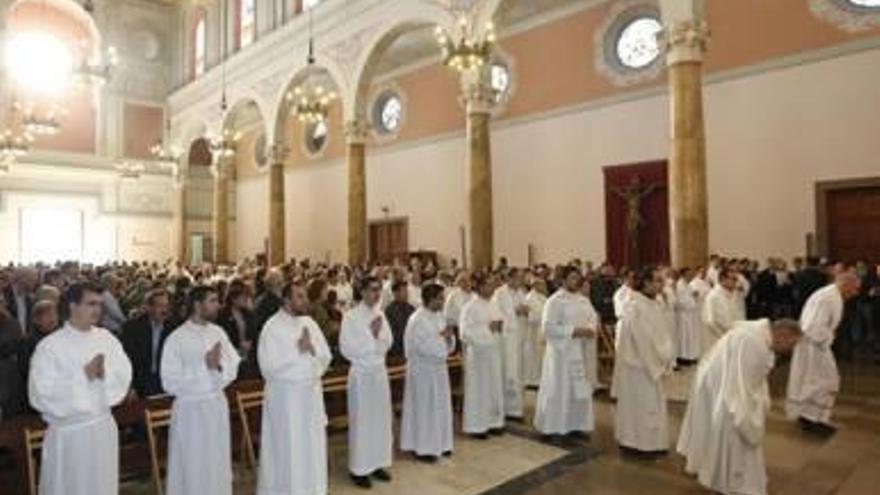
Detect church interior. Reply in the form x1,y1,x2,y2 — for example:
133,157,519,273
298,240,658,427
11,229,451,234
1,0,880,494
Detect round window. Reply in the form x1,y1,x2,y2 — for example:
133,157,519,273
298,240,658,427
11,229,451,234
373,92,403,134
615,16,664,70
490,63,511,102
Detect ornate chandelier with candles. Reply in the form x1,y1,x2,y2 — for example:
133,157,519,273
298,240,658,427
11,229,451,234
209,129,241,159
0,128,30,168
288,7,336,124
20,102,62,136
151,117,182,167
75,45,118,86
435,17,496,73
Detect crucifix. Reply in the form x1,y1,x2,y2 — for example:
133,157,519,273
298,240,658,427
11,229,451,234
612,177,659,268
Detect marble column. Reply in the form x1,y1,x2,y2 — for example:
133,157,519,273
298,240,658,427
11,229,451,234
267,145,287,266
462,73,496,271
212,158,231,264
345,120,369,265
666,21,710,269
173,172,188,264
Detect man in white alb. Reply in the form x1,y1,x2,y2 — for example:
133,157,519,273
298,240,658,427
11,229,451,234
678,318,801,495
257,282,333,495
460,273,505,438
522,278,548,387
400,283,456,461
492,269,529,419
534,266,596,439
29,282,132,495
702,268,740,355
786,271,860,435
340,277,394,488
161,286,241,495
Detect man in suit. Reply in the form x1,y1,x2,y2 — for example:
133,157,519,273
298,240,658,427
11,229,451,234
6,267,37,334
254,268,284,331
121,289,175,398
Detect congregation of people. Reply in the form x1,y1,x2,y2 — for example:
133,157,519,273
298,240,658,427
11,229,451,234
0,253,878,495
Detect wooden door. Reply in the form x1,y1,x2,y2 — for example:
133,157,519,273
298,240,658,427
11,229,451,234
369,219,408,264
826,186,880,263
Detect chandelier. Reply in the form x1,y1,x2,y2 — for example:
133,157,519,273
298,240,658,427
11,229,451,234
20,103,62,136
209,130,241,159
288,7,336,124
151,117,182,167
0,128,30,163
435,17,496,73
115,160,145,179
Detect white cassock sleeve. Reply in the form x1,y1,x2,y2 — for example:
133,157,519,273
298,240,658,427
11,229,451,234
259,319,332,382
460,303,494,348
801,295,837,349
726,339,773,446
704,292,732,337
622,304,673,380
542,297,574,341
29,335,133,418
340,311,393,363
406,315,451,362
161,328,241,396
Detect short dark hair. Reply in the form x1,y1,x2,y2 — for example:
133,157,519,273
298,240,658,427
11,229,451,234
187,285,216,314
305,279,325,302
421,283,444,305
392,280,408,293
65,282,102,305
145,289,169,307
560,265,580,280
632,266,658,293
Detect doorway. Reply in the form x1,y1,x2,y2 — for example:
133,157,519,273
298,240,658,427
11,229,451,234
369,218,408,264
816,178,880,263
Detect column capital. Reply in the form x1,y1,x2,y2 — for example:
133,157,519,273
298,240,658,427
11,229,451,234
344,119,370,145
269,143,289,165
211,156,233,179
460,69,497,116
664,20,710,65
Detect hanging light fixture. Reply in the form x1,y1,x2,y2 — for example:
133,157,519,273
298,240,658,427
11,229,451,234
19,102,62,136
287,6,337,124
151,116,182,167
0,102,33,170
209,129,241,159
435,16,496,73
73,1,118,86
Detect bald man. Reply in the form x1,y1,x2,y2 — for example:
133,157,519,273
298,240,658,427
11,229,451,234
786,271,861,435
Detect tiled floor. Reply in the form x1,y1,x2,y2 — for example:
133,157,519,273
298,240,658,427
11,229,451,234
121,356,880,495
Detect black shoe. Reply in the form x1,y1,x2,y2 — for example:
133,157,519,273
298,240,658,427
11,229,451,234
505,415,525,423
798,416,826,435
415,454,438,463
814,422,838,437
371,469,392,482
566,431,590,441
469,432,489,440
442,450,453,457
488,427,506,436
350,474,372,488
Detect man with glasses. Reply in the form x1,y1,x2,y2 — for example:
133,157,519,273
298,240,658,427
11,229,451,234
28,282,132,495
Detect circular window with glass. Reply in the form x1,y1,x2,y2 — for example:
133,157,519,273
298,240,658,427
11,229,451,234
490,63,511,103
305,120,328,155
372,91,403,135
614,14,663,70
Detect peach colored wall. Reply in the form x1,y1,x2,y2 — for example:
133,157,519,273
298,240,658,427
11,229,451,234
235,176,268,259
123,103,164,159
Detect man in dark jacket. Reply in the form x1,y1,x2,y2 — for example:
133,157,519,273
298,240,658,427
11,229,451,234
121,289,175,398
385,281,415,359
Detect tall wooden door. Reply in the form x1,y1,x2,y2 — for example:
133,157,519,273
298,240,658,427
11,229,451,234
826,186,880,263
603,161,669,269
369,218,408,264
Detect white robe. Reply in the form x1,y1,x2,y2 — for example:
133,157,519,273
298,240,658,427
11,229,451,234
522,290,547,387
340,302,394,476
534,290,595,435
492,284,527,417
443,287,472,328
675,279,702,360
257,311,332,495
786,284,843,423
702,286,738,356
677,320,776,495
28,323,132,495
161,320,241,495
460,296,505,433
612,292,674,452
573,293,601,389
400,308,455,456
661,282,679,360
734,274,751,320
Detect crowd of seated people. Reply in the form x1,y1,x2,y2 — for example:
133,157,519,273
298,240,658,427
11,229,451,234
1,254,878,423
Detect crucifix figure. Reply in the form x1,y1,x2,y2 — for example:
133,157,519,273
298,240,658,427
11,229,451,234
612,177,658,268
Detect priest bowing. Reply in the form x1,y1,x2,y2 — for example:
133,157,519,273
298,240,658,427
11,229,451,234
677,319,801,495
